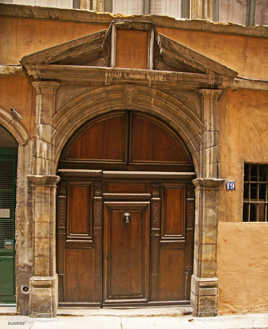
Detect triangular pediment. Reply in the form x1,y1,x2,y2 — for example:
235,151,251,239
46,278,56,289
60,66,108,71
155,33,236,77
21,30,108,67
21,20,237,81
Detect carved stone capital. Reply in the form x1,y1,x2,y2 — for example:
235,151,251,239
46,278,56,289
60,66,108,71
28,175,60,187
193,177,224,189
32,81,60,95
199,88,223,99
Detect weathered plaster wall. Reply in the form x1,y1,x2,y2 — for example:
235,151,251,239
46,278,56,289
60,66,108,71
0,17,106,64
0,74,33,135
0,15,268,81
218,89,268,314
219,89,268,222
218,222,268,314
159,28,268,80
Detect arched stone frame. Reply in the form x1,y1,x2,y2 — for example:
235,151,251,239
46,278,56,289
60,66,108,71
0,107,31,315
28,82,223,317
53,85,203,175
52,84,222,317
0,108,28,146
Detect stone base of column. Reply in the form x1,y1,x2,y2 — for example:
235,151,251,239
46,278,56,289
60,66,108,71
191,274,218,317
29,275,58,318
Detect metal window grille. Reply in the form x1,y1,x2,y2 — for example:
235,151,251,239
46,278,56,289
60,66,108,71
243,163,268,222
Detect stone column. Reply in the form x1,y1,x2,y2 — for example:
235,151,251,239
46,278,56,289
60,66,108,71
191,89,224,317
28,175,60,317
32,81,59,175
191,0,214,20
28,81,60,317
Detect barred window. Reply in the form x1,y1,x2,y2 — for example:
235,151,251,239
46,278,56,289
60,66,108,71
243,163,268,222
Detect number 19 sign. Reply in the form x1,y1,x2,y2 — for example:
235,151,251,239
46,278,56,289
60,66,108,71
226,181,235,191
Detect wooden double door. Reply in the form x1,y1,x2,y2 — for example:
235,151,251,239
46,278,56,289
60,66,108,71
57,177,194,306
57,111,195,306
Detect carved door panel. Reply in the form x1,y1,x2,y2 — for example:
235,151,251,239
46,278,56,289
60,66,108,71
103,201,150,305
57,181,102,306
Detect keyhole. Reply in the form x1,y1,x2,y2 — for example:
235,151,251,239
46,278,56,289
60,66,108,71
123,212,131,224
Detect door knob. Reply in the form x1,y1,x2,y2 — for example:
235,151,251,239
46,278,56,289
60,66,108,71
123,212,131,224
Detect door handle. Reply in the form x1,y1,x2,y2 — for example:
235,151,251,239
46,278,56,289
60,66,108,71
123,212,131,224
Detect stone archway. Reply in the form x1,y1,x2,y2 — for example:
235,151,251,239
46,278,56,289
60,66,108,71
27,80,224,317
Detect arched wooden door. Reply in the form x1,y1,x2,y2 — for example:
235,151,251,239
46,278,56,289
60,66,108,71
57,111,195,307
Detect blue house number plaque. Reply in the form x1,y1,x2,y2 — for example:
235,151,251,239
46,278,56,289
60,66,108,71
226,181,235,191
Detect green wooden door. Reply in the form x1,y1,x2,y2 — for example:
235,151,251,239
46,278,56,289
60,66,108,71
0,149,17,304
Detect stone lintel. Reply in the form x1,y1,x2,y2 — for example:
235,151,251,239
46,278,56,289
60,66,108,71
193,177,224,189
25,64,217,89
112,20,154,31
28,175,60,186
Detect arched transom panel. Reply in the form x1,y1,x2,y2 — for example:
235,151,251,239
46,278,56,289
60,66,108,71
59,111,193,172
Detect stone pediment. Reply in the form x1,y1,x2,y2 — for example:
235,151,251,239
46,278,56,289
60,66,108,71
21,29,108,67
21,20,237,87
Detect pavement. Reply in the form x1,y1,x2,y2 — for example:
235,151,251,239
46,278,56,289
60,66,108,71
0,306,268,329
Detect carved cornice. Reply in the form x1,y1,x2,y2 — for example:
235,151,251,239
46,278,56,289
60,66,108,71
24,65,222,90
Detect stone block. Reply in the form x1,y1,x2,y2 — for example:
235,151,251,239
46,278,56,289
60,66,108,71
35,238,50,258
29,276,58,317
34,256,50,276
198,287,218,296
200,244,217,261
200,223,217,244
35,222,50,239
37,124,53,143
197,295,218,313
200,259,217,277
203,131,219,149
